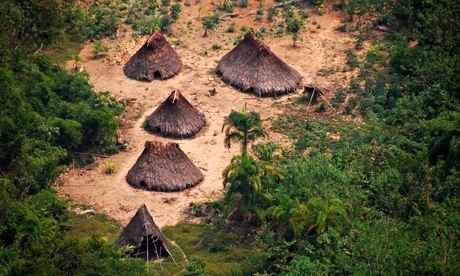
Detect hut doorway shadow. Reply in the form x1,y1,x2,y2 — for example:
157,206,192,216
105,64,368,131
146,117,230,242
153,71,162,80
130,235,169,261
139,180,147,189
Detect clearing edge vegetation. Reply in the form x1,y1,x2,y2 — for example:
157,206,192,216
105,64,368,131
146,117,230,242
0,0,458,275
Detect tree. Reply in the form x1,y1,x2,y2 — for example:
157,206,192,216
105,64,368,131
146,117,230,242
290,198,347,236
201,13,220,37
222,107,265,155
69,54,83,71
252,142,279,162
286,15,303,47
223,155,283,216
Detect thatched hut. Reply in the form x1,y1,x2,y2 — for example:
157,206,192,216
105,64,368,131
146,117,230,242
113,204,172,261
216,32,301,97
124,31,181,81
146,90,206,138
126,141,203,191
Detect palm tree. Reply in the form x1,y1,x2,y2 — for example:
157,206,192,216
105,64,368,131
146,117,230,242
201,13,220,37
223,155,283,216
261,197,299,239
252,142,279,162
290,198,347,237
222,107,265,156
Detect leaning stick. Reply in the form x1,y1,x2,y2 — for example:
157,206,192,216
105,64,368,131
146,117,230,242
319,92,336,112
306,87,316,115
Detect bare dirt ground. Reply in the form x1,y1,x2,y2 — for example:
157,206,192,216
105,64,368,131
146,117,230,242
56,2,355,227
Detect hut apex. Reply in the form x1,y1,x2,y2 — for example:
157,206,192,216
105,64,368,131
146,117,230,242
216,32,301,97
126,141,204,192
146,90,206,138
124,31,181,81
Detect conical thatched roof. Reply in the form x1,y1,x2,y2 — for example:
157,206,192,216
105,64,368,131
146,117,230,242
113,204,171,260
126,141,203,191
124,31,181,81
146,90,206,138
216,33,301,97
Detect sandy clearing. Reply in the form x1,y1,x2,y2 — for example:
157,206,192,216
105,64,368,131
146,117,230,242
56,3,354,227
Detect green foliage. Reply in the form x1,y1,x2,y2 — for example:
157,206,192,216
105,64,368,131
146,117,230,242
222,108,265,155
267,7,278,22
0,56,121,194
223,154,283,217
85,5,121,39
201,13,220,36
244,111,459,273
217,0,234,13
104,161,117,174
0,0,72,62
285,14,303,46
126,0,180,35
345,49,359,69
92,40,109,58
211,44,222,50
185,257,207,275
162,223,254,274
331,88,346,107
160,15,173,34
252,142,279,162
170,3,182,21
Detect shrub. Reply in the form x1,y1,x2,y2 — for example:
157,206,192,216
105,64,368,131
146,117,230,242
170,3,182,20
345,49,359,69
344,96,358,115
256,8,264,21
92,41,109,58
212,44,222,50
331,89,347,107
87,6,121,39
315,103,327,113
160,15,173,34
267,7,278,22
104,161,116,174
226,25,235,33
185,257,207,275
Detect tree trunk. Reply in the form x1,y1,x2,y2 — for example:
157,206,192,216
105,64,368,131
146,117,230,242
203,29,208,37
242,133,248,156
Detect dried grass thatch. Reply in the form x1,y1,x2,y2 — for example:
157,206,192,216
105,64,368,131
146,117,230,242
216,33,301,97
124,31,181,81
146,90,206,138
126,141,203,191
113,204,171,261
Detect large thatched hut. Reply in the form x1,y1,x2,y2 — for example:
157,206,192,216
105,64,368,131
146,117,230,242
124,31,181,81
113,204,172,261
126,141,203,191
216,32,301,97
146,90,206,138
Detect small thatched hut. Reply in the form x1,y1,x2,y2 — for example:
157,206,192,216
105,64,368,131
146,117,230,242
124,31,181,81
146,90,206,138
216,32,301,97
113,204,172,261
126,141,203,191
